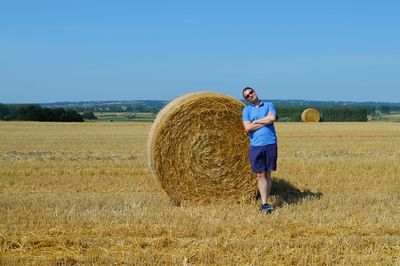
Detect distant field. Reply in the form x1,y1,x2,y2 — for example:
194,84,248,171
92,112,156,122
0,121,399,264
378,113,400,122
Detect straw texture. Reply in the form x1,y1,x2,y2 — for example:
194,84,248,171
301,108,321,122
147,91,255,203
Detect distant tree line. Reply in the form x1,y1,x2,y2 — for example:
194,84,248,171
267,100,400,113
0,104,83,122
276,107,303,122
320,108,368,122
276,106,369,122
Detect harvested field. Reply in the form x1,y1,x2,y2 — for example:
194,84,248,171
1,121,399,265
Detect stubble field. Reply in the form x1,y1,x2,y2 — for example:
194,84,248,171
0,121,399,265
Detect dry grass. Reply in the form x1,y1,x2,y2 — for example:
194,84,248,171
1,121,399,265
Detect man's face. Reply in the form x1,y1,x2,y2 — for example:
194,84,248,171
243,89,257,102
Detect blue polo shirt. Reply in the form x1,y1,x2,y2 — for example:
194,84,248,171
242,101,277,146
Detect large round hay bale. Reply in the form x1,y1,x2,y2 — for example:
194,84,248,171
301,108,321,122
147,91,255,203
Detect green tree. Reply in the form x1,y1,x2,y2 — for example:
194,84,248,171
379,105,391,114
82,111,97,120
0,104,12,119
11,105,83,122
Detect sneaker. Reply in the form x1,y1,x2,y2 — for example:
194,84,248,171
259,203,273,214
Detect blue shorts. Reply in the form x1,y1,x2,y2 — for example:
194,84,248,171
248,144,277,173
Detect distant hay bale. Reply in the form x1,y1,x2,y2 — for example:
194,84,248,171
301,108,321,122
147,91,255,203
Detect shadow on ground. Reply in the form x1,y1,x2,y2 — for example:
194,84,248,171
257,177,323,208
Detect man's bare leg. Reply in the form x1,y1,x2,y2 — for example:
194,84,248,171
256,171,268,205
265,171,272,200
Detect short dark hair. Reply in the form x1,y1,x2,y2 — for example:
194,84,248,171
242,87,253,97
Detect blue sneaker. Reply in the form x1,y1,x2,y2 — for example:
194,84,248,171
260,203,273,214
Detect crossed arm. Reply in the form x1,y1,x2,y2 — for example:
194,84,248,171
243,112,277,133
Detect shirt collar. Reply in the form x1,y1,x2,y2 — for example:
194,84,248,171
251,101,264,108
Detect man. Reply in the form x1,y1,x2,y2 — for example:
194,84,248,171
242,87,278,214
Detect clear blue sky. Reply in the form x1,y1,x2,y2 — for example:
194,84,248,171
1,1,399,103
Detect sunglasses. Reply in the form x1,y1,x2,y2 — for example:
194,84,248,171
244,90,254,99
